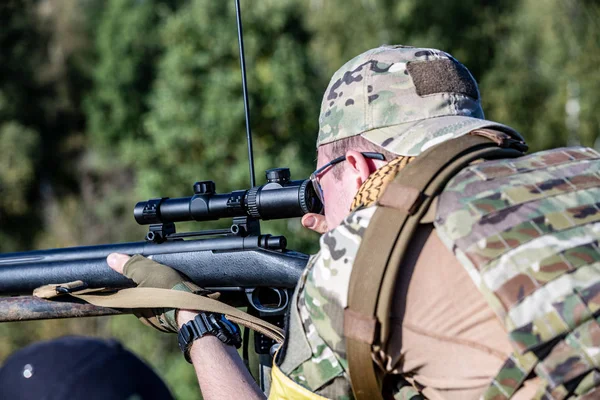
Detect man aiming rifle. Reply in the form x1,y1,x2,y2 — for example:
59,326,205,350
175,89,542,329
107,45,600,399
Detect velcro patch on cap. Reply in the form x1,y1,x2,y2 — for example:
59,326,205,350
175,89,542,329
407,59,479,99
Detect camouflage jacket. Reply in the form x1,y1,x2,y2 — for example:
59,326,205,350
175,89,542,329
276,206,377,400
435,146,600,399
276,146,600,400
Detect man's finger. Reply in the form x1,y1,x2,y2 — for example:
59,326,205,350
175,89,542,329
301,213,328,234
107,253,131,274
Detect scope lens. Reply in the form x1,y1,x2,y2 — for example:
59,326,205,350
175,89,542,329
302,180,323,215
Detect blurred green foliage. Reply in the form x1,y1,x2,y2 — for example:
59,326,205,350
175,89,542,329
1,0,600,398
482,0,600,151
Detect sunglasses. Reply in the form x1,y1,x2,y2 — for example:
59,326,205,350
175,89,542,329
309,152,386,205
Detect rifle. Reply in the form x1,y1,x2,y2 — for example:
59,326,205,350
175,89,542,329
0,172,320,320
0,0,319,391
0,168,320,391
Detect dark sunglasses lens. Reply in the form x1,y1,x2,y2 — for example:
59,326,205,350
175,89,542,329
310,174,324,204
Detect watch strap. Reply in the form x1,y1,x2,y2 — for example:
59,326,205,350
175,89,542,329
178,313,242,363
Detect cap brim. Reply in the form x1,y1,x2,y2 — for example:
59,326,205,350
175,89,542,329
361,115,523,156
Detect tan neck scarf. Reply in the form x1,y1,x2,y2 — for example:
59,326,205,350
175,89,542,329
350,156,415,211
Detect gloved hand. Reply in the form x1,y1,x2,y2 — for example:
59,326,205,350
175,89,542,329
107,253,208,333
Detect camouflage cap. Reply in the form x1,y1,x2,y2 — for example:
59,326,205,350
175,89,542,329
317,45,523,156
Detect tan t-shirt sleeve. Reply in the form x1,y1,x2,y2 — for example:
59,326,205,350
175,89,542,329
382,226,515,400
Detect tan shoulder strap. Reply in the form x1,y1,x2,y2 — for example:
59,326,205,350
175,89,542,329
35,283,284,343
344,131,526,399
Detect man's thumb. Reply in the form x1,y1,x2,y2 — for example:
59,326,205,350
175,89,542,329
302,213,328,234
107,253,131,274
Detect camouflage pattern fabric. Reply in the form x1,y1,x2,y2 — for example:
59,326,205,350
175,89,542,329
434,146,600,399
316,45,523,156
287,206,376,399
277,151,425,399
282,205,424,399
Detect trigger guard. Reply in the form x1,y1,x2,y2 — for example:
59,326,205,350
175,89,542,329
245,287,289,315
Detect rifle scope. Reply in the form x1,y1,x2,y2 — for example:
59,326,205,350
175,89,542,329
134,168,322,225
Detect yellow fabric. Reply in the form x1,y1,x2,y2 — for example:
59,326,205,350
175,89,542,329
269,364,330,400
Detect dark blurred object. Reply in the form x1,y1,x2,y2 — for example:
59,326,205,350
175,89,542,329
0,336,174,400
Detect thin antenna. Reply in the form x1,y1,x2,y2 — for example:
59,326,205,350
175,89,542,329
235,0,256,188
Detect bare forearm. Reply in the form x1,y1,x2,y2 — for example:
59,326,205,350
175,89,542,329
178,311,265,400
188,336,265,400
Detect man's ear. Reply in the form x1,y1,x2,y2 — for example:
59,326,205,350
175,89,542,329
345,150,375,189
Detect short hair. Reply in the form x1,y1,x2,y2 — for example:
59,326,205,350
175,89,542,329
318,135,397,179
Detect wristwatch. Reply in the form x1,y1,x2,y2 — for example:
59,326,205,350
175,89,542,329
178,313,242,363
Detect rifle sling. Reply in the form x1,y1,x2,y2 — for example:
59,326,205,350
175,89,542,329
345,132,525,399
36,286,284,343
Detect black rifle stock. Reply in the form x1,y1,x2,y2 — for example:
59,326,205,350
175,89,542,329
0,236,308,322
0,237,308,293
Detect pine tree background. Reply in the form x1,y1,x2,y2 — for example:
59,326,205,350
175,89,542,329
1,0,599,398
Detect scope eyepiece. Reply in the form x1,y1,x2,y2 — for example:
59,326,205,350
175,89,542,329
134,168,323,225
